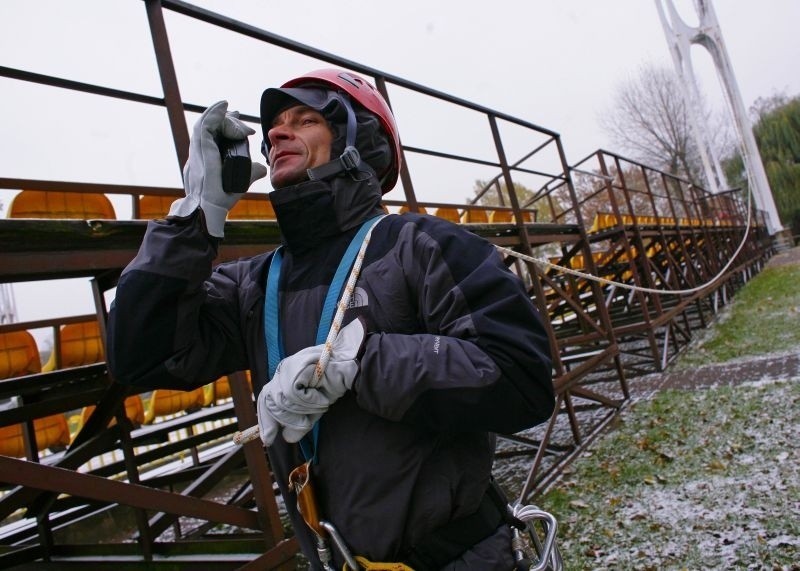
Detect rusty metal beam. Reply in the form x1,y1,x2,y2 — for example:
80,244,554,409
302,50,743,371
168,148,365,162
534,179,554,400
0,456,260,530
229,370,285,548
144,0,190,171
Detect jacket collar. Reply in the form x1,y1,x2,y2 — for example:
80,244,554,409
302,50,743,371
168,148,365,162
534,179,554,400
268,172,385,253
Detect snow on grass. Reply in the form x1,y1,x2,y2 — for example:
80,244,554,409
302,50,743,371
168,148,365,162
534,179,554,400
536,377,800,570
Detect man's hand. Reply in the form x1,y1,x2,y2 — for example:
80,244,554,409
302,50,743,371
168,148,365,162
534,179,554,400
256,318,366,446
169,100,268,237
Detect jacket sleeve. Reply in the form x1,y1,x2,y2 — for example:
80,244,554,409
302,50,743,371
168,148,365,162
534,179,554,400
106,211,249,390
355,216,555,434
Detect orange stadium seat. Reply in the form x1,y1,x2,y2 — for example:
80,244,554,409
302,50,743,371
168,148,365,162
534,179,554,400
138,195,177,219
490,209,514,223
397,204,428,215
0,416,71,458
228,197,276,220
463,208,489,223
8,190,115,219
211,371,253,404
42,320,104,372
144,387,208,424
433,207,460,223
0,330,41,378
0,330,71,457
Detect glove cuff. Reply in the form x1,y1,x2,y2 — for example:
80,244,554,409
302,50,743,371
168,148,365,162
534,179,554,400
168,196,200,218
199,199,229,238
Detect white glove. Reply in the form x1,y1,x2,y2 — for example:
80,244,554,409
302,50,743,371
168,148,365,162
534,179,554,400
169,100,268,237
256,318,366,446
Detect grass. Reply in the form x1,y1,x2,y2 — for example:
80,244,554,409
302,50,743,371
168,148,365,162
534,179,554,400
673,264,800,368
532,256,800,570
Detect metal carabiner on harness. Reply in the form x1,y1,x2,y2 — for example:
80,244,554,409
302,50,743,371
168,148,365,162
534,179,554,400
509,503,563,571
320,520,361,570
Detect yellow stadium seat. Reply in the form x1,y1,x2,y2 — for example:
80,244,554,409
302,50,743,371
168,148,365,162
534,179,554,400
8,190,115,219
228,198,276,220
0,330,41,378
588,212,623,233
138,195,177,219
433,207,460,223
42,320,104,372
463,208,489,223
144,387,207,424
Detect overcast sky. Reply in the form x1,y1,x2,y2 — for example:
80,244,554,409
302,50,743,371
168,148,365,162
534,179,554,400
1,0,798,324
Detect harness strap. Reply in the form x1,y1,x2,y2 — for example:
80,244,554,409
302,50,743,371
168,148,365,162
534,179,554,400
264,214,384,463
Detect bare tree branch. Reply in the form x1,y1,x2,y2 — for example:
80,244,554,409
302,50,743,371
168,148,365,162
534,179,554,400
599,64,732,185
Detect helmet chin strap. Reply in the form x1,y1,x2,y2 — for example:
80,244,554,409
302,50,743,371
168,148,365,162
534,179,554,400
306,93,362,183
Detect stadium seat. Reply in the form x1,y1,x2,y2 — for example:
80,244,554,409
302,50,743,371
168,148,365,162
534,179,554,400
228,197,276,220
0,330,71,457
588,212,620,233
42,320,104,372
0,330,41,378
8,190,116,219
490,209,514,223
138,195,177,219
0,415,71,458
397,204,428,215
463,208,489,223
433,207,460,223
211,370,253,404
144,387,208,424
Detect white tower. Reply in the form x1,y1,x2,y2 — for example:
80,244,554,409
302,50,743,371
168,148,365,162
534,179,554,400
655,0,784,236
0,283,17,324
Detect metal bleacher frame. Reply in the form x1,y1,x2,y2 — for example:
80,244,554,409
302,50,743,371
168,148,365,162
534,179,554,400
0,1,773,568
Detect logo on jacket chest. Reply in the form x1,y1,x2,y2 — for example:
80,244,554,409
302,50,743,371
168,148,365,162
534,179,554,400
347,287,369,309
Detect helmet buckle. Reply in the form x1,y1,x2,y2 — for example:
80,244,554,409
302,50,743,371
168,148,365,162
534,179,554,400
340,146,361,171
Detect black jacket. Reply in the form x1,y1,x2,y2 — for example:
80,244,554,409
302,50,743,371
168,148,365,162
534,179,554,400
107,173,554,568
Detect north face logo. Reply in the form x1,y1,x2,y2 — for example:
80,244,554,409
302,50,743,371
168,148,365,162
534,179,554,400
348,287,369,308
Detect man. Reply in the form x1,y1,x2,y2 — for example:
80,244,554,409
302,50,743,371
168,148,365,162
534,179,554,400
107,68,555,569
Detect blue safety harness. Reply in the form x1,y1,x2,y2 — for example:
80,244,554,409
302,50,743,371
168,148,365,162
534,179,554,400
264,215,383,462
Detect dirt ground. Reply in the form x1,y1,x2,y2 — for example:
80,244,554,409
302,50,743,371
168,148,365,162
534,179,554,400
765,244,800,267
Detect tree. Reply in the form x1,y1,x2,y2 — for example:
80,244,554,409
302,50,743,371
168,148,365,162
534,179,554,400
471,178,555,222
600,64,731,187
723,94,800,236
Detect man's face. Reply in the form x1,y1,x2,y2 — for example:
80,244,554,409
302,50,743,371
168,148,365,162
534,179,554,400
267,105,334,189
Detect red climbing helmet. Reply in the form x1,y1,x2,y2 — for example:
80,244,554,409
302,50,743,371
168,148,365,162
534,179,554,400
266,68,402,193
